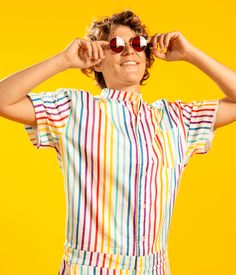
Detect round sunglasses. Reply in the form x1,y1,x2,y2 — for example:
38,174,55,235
103,35,153,54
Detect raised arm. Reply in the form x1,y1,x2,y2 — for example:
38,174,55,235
148,31,236,130
184,46,236,130
0,54,70,126
0,38,109,126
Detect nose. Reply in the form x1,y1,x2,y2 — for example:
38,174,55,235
122,42,134,55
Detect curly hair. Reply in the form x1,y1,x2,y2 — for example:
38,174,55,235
81,9,155,89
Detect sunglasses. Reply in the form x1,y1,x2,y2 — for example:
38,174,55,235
104,35,153,54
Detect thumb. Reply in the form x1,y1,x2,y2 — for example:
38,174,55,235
98,40,110,46
147,36,155,48
152,48,167,60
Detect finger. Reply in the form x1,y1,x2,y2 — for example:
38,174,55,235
153,48,167,60
147,35,153,43
158,34,165,52
97,40,110,46
163,33,171,48
97,40,110,50
153,35,159,50
82,40,92,57
97,43,105,59
90,55,104,67
163,33,171,50
90,42,99,60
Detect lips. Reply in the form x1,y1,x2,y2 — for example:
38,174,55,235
120,60,139,66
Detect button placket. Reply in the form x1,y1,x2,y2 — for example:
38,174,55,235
137,102,151,256
135,99,143,257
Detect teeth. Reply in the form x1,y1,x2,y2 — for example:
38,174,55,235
121,61,137,66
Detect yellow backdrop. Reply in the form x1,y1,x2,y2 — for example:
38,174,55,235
0,1,235,274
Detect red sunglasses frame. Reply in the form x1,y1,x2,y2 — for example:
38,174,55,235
103,35,153,54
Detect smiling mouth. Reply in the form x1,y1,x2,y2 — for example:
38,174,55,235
120,60,139,66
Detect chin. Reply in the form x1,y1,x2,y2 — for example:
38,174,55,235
123,74,141,82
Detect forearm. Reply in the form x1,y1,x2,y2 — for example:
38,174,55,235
0,53,69,107
185,46,236,102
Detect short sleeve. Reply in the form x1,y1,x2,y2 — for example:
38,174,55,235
24,88,72,149
179,99,220,159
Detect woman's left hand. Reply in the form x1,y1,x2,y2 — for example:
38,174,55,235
147,31,195,62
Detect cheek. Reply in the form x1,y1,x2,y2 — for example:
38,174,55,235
140,57,147,72
140,53,147,65
100,58,119,77
103,54,119,68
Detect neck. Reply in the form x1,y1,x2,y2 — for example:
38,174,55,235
106,83,140,93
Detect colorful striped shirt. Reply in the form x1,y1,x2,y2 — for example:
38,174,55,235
24,87,219,275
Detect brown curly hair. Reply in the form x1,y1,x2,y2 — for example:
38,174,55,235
81,9,155,89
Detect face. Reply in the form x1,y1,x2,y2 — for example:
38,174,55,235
94,25,147,91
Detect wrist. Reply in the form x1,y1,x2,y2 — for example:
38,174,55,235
55,52,71,71
182,46,200,63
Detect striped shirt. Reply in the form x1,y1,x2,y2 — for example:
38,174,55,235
24,87,219,275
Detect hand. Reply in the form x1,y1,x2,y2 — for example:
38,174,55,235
147,31,195,62
60,38,110,69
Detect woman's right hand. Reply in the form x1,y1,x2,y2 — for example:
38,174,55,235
60,38,110,69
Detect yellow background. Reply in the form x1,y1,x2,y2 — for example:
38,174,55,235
0,1,236,274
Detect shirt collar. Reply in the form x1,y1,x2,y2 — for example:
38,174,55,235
100,87,143,102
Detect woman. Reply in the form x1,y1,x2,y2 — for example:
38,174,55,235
0,9,236,275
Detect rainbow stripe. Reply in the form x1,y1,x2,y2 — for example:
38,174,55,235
24,88,219,274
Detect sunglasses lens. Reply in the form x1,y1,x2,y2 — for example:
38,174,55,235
109,36,147,53
110,37,124,53
132,36,147,52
